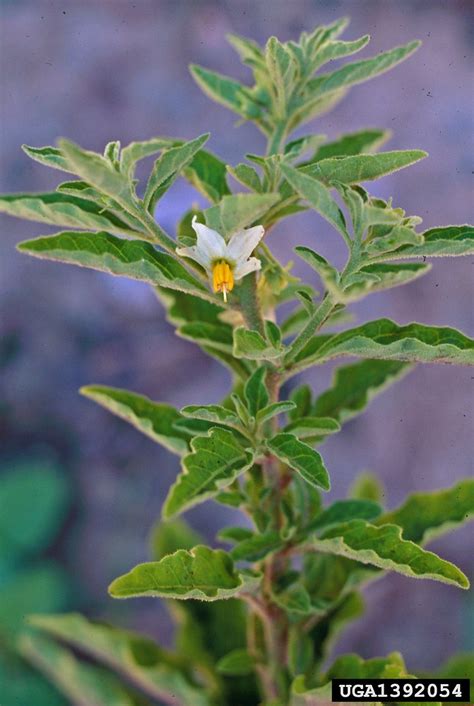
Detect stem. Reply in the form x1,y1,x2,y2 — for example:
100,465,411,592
267,121,287,156
259,368,290,702
239,272,265,335
283,294,335,365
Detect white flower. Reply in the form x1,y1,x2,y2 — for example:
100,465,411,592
176,216,265,301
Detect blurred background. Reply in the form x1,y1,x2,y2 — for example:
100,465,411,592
1,0,473,697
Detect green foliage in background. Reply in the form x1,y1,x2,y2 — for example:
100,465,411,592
3,18,473,706
0,460,70,706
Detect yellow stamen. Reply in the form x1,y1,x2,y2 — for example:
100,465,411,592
212,260,234,301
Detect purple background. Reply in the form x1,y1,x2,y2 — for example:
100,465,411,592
1,0,473,673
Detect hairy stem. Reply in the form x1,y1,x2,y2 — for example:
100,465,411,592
284,294,335,365
239,271,266,334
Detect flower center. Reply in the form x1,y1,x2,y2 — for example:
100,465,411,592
212,260,234,302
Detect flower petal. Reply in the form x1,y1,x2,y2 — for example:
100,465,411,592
176,245,211,269
226,225,265,265
234,256,262,280
192,216,226,261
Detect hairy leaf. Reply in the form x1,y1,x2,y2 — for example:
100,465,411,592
377,479,474,544
17,231,215,303
0,192,138,235
284,416,340,440
373,224,474,260
267,433,330,491
190,65,261,120
233,326,283,361
143,134,210,211
244,366,269,416
109,545,258,600
302,149,427,185
280,163,347,237
230,530,283,562
184,148,230,203
310,520,469,588
204,192,279,236
294,319,474,370
163,429,254,518
80,385,189,455
58,139,134,207
306,40,420,98
256,401,296,425
308,128,390,162
120,137,176,177
312,34,370,71
22,144,72,173
313,359,411,423
307,499,382,533
180,404,247,435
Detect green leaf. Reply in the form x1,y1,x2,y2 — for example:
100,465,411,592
191,64,260,120
294,319,474,370
288,384,313,421
143,134,210,211
323,651,407,679
283,416,340,440
313,359,411,423
120,137,176,178
104,140,121,165
267,433,330,491
178,321,233,354
0,192,138,235
280,163,347,237
204,193,279,236
307,499,382,533
376,479,474,544
156,286,223,327
109,545,258,600
294,246,340,295
308,129,390,162
0,461,69,559
244,366,269,416
17,231,215,303
265,36,297,114
302,149,427,185
256,401,296,425
373,224,474,260
29,613,211,706
180,404,247,435
311,34,370,72
309,519,469,588
230,531,283,562
233,326,283,361
306,40,420,98
227,163,263,193
22,144,72,173
58,139,134,207
216,648,256,676
19,633,142,706
80,385,189,456
163,428,254,518
341,262,431,302
184,149,230,203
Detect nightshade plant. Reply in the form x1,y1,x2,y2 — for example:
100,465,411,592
3,18,474,706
